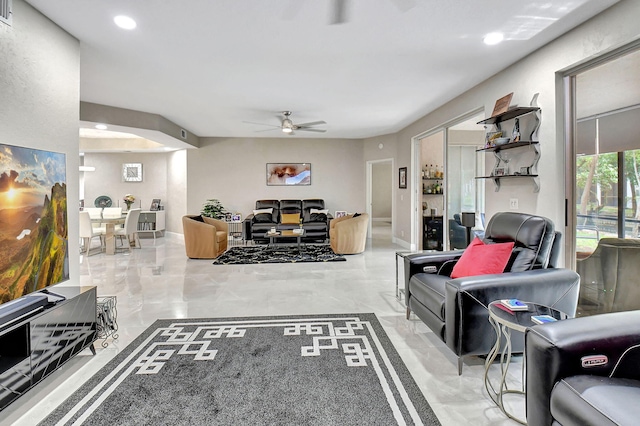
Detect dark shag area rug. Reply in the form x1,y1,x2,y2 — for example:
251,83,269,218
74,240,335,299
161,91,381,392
40,314,440,426
213,244,346,265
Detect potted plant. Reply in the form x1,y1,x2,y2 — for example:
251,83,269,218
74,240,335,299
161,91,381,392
201,199,228,219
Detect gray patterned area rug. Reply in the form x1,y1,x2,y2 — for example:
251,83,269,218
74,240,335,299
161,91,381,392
213,244,346,264
40,314,440,426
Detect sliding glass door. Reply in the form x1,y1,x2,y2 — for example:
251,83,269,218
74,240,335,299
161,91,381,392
567,43,640,316
446,115,485,250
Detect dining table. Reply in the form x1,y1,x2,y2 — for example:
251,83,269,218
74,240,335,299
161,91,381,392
91,216,126,255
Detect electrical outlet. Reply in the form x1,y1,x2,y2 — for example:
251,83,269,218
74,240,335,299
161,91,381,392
510,198,519,210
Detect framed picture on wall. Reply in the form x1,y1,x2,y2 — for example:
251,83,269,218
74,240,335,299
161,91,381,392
399,167,407,189
266,163,311,186
123,163,143,182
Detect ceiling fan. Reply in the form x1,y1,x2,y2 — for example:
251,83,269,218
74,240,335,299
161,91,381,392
243,111,327,135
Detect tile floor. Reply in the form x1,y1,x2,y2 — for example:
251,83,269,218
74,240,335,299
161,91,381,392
2,223,523,425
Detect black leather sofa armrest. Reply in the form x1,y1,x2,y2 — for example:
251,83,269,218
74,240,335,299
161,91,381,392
443,268,580,358
447,268,580,314
403,250,464,284
404,251,465,265
525,310,640,426
243,216,254,240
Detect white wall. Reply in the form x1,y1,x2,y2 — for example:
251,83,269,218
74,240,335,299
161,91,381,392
166,150,187,233
366,0,640,255
186,137,366,218
0,0,80,282
83,152,168,212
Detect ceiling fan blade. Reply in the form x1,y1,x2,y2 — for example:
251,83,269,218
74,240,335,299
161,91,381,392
297,128,326,133
330,0,348,25
295,121,326,127
242,121,280,128
254,128,281,133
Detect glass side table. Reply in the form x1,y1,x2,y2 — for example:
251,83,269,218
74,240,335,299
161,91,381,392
484,301,569,424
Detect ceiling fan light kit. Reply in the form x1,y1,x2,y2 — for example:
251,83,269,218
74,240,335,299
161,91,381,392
281,113,294,133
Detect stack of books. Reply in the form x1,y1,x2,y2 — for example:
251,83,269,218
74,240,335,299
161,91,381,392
500,299,529,311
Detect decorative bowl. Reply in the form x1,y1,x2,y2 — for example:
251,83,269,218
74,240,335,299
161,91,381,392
495,137,510,145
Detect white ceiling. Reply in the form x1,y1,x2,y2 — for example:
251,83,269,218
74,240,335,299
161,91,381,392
27,0,618,140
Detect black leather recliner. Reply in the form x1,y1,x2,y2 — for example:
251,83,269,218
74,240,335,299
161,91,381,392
404,212,581,374
246,200,280,242
448,214,468,249
526,310,640,426
301,199,331,242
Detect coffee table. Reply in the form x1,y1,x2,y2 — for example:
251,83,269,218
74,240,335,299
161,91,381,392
484,300,569,424
266,229,306,251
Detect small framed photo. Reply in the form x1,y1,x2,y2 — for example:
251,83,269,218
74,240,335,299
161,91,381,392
494,167,507,176
231,214,242,222
225,212,233,222
399,167,407,189
519,166,530,175
335,210,347,218
150,199,161,211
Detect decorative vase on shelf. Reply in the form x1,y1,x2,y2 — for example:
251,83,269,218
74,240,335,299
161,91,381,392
124,201,132,211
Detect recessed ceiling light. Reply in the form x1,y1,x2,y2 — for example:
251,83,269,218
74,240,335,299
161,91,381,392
95,123,108,130
114,15,136,30
483,32,504,45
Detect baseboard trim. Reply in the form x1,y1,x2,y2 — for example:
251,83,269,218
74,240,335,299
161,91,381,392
372,217,391,222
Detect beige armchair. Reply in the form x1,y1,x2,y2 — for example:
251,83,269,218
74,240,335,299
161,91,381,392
330,213,369,254
182,215,228,259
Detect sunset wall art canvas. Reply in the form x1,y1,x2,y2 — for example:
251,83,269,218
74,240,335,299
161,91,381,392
0,143,68,304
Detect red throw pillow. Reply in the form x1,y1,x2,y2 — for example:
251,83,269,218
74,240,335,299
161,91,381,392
450,237,515,279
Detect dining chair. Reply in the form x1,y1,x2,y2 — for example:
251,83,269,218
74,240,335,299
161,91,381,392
83,207,105,233
102,207,123,230
115,208,141,251
79,211,104,255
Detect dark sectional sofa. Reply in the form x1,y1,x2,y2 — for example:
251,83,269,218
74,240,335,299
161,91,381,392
243,199,332,243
